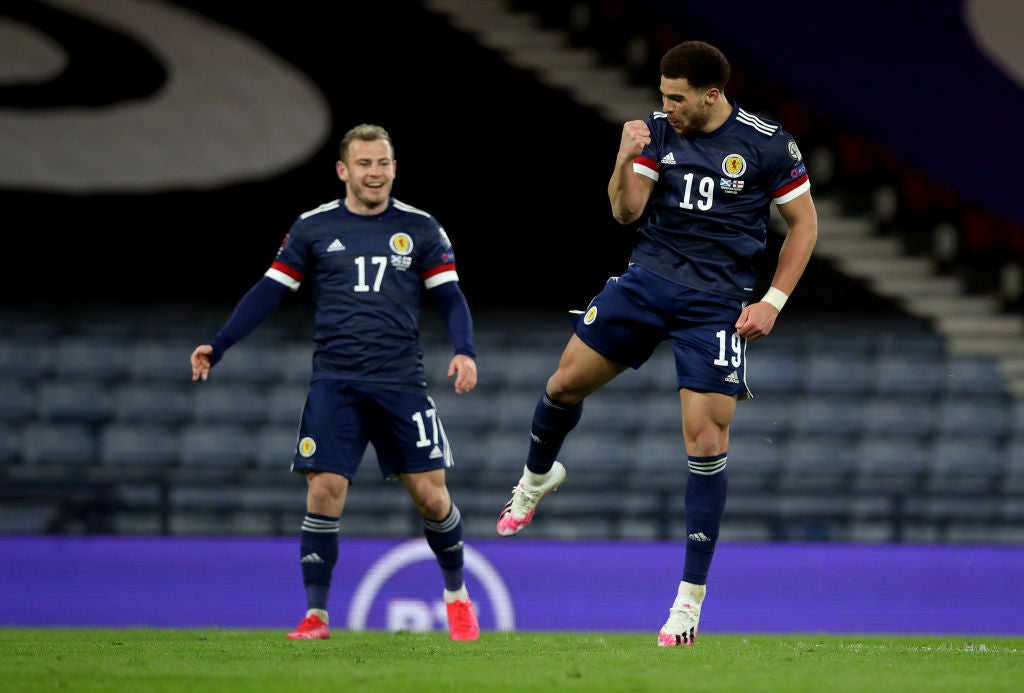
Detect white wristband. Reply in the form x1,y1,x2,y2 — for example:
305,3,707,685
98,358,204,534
760,287,789,312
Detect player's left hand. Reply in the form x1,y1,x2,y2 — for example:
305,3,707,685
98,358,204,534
735,302,778,340
190,344,214,381
448,354,477,394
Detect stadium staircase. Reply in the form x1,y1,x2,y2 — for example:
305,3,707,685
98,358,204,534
420,0,1024,396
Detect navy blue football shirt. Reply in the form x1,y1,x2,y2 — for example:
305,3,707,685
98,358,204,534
629,101,810,300
266,197,459,389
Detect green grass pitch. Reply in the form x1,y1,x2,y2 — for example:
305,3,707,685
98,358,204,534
2,628,1022,692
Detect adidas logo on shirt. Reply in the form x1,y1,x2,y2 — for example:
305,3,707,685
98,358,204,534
724,371,739,384
326,239,345,252
660,152,676,165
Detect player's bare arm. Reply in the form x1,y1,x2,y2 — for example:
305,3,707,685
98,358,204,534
608,120,654,224
735,192,818,340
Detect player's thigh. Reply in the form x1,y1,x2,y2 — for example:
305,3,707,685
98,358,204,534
366,388,451,478
292,380,369,479
573,273,665,369
668,291,751,399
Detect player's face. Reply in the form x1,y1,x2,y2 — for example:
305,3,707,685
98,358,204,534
337,138,396,214
659,77,713,135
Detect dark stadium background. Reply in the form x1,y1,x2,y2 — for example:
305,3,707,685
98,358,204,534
0,0,934,319
4,0,1024,636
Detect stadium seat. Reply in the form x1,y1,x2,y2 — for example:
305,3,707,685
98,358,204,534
445,429,495,473
206,342,286,387
492,390,543,432
336,512,421,537
851,436,932,497
625,344,680,393
100,423,181,468
600,363,661,394
778,434,859,494
52,337,131,382
940,355,1007,396
745,351,801,395
169,509,280,537
924,436,1005,496
1010,400,1024,436
483,430,530,472
726,435,784,494
634,433,685,473
788,395,865,437
871,353,947,397
919,496,999,534
253,425,298,469
804,329,877,357
0,380,37,424
488,349,556,391
632,434,687,492
178,424,257,469
571,392,645,435
875,331,947,356
0,337,52,381
113,382,193,426
996,497,1024,526
192,382,269,425
934,396,1010,440
730,395,793,442
278,342,314,384
638,393,687,435
36,381,116,425
0,424,22,464
559,430,635,471
127,340,196,383
1003,438,1024,496
774,494,852,541
22,422,100,467
801,352,875,395
431,388,496,432
265,382,308,426
860,396,936,438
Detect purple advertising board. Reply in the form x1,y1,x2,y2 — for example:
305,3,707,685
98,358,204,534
1,537,1021,636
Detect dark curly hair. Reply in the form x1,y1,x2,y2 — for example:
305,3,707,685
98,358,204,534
660,41,730,91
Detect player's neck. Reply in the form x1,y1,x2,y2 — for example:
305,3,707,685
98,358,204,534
702,96,733,133
344,197,388,216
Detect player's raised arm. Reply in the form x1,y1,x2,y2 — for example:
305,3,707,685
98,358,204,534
608,120,655,224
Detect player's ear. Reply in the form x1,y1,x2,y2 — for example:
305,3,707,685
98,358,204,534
336,160,348,182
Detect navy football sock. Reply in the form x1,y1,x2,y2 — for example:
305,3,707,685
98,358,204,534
299,512,340,610
423,504,465,592
526,394,583,474
682,454,728,585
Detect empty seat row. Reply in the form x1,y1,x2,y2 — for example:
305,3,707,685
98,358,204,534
11,419,1019,489
747,352,1006,397
0,380,308,426
0,338,314,385
3,330,1003,401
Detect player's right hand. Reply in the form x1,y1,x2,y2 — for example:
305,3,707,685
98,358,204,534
619,120,651,158
190,344,214,381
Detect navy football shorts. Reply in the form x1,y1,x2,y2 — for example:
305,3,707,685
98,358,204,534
290,380,453,480
574,264,753,399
